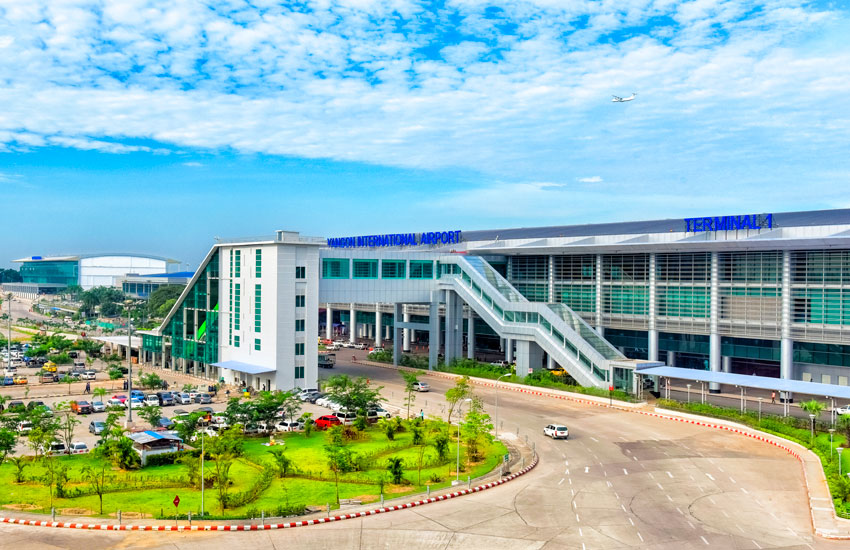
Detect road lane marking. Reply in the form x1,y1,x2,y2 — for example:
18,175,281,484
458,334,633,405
621,504,627,513
741,488,749,494
729,477,736,484
705,473,715,481
623,468,628,475
687,520,695,529
569,478,572,485
708,497,715,505
579,527,583,537
667,471,673,478
566,469,570,475
606,481,612,487
559,478,565,485
633,456,638,461
700,535,709,545
717,466,724,472
614,492,619,500
752,540,762,549
576,513,580,522
628,517,634,526
676,507,684,515
666,495,673,502
648,472,654,479
721,510,729,518
590,437,598,442
584,466,589,473
657,483,664,490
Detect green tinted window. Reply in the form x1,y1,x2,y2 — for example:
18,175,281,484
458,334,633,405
353,260,378,279
381,260,406,279
409,261,434,279
322,258,350,279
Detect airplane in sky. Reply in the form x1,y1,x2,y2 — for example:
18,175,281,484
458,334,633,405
612,93,636,102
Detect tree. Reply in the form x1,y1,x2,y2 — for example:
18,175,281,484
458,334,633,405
54,402,80,452
174,412,204,442
378,418,395,441
0,268,22,283
300,412,314,438
432,427,451,462
9,456,29,483
100,302,122,317
400,371,419,419
42,458,69,507
323,374,384,416
108,365,124,388
386,457,404,484
60,374,75,395
839,415,850,447
138,372,163,390
177,453,202,489
208,427,242,511
0,428,17,465
268,447,293,478
461,397,494,463
324,443,354,505
139,404,163,429
93,387,107,403
147,285,185,317
413,426,429,485
100,437,140,470
801,400,827,435
280,392,302,423
445,376,473,423
82,448,113,514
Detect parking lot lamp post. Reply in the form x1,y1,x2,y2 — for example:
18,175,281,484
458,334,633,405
456,398,472,483
758,398,763,423
686,384,691,404
124,299,135,423
838,448,844,476
809,414,816,444
830,429,835,461
5,293,12,370
495,373,510,439
201,430,204,517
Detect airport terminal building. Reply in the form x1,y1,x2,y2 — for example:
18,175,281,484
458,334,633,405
145,208,850,395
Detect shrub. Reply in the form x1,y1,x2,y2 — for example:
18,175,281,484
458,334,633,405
146,449,201,467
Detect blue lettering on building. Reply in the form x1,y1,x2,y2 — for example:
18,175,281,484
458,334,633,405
327,230,463,248
684,214,772,233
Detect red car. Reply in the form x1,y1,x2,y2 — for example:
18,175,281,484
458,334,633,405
111,394,128,404
315,414,342,430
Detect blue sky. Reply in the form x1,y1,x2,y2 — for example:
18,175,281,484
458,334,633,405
1,0,849,269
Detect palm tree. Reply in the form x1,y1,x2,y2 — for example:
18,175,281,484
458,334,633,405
801,399,827,443
93,387,107,403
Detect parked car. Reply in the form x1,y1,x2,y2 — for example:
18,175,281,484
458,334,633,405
89,421,106,435
109,394,128,405
306,392,325,404
81,370,97,380
195,406,215,415
26,400,46,411
176,393,193,405
368,406,392,420
143,394,160,407
6,400,26,412
2,376,13,386
68,442,89,454
130,390,145,400
194,393,212,404
70,400,93,415
326,343,341,351
68,351,78,359
412,381,430,392
42,362,58,372
46,441,67,455
91,401,106,413
17,420,33,433
3,366,16,376
315,414,342,429
274,420,304,432
543,424,569,440
126,398,144,410
297,388,319,401
353,342,367,350
315,395,332,408
156,392,175,406
13,375,27,385
836,405,850,415
334,411,357,425
157,417,175,429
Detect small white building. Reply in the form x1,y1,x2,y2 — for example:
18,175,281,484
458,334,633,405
126,431,183,466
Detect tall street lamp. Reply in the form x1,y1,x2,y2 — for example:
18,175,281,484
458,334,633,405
456,397,472,483
124,299,137,424
5,293,12,371
809,414,816,445
494,373,511,439
838,447,844,476
829,429,835,461
686,384,691,404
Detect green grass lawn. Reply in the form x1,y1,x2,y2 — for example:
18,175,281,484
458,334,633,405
0,422,508,519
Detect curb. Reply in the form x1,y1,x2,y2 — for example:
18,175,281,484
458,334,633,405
357,360,850,540
0,455,539,532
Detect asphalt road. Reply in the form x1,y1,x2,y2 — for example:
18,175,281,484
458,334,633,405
1,357,844,549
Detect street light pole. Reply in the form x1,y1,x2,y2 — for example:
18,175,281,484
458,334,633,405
686,384,691,404
838,448,844,476
5,293,12,372
758,398,763,423
809,414,816,444
829,429,835,461
495,373,510,439
125,300,134,424
201,430,205,517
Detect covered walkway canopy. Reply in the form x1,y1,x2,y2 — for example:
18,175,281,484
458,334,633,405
211,360,275,375
637,365,850,401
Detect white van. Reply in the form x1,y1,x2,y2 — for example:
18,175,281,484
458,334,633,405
334,411,358,426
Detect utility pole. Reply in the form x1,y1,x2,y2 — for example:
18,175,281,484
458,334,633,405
201,430,205,517
6,293,12,370
125,300,135,424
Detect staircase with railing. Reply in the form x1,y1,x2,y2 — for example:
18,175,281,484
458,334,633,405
439,255,627,388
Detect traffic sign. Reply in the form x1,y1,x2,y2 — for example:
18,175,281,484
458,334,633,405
173,495,180,508
503,453,509,463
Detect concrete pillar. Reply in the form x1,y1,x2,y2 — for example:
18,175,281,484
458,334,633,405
709,252,721,392
467,314,475,360
505,339,513,363
385,324,390,341
326,307,333,340
781,250,794,402
445,291,457,365
393,303,403,367
403,306,411,351
516,340,544,376
648,253,658,362
429,294,441,370
722,355,731,373
450,293,464,361
375,304,382,348
595,254,603,331
349,304,356,344
547,354,555,370
668,350,676,368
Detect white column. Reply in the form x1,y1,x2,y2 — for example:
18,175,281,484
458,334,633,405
385,324,390,340
325,307,333,340
467,313,475,360
505,338,513,363
349,304,356,344
428,293,440,370
781,250,794,402
375,303,382,348
648,252,658,361
668,350,676,367
548,255,555,303
709,252,721,392
393,303,403,366
445,291,456,364
516,340,543,376
547,354,554,370
722,355,731,373
403,306,411,351
595,254,603,331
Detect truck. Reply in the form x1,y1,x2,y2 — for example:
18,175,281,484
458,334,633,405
318,353,336,369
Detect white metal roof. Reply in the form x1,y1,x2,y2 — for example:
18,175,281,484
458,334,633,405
212,360,276,375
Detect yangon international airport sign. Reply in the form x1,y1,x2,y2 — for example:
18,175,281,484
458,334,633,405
684,213,773,233
327,230,463,248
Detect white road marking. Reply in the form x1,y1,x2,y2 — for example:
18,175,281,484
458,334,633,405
606,481,613,487
729,477,736,484
648,472,655,479
637,532,644,542
626,449,631,453
571,488,575,496
582,544,586,550
572,501,576,509
585,466,589,473
603,470,608,477
566,469,570,475
676,507,684,515
628,517,634,526
708,497,716,505
705,473,715,481
667,471,673,478
621,504,627,512
576,513,580,522
690,475,695,481
579,527,583,537
614,492,620,500
565,460,569,465
633,455,638,461
666,495,673,502
687,520,695,529
623,468,629,475
559,478,565,485
787,528,796,537
752,540,762,549
721,510,729,518
737,526,745,534
569,478,572,485
717,466,724,472
741,488,749,494
590,436,599,442
562,453,566,459
700,535,709,545
656,483,664,490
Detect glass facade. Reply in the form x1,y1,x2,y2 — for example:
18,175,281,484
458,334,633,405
409,260,434,279
381,260,406,279
20,260,78,286
322,258,350,279
164,250,219,367
353,260,378,279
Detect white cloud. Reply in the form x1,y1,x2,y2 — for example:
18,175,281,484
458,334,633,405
0,0,846,195
578,176,603,183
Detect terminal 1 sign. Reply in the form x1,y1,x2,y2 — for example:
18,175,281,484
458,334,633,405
684,213,773,233
327,230,463,249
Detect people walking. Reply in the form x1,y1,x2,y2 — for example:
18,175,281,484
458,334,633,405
84,382,90,394
771,391,776,404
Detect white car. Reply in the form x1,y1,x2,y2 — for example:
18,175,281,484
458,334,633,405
297,388,319,401
144,395,160,407
176,393,193,405
334,411,357,425
316,396,332,408
81,371,97,380
275,420,304,432
836,405,850,415
68,442,89,454
353,342,367,350
412,381,430,392
126,398,144,410
328,400,344,412
91,401,106,413
368,406,392,419
543,424,569,440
